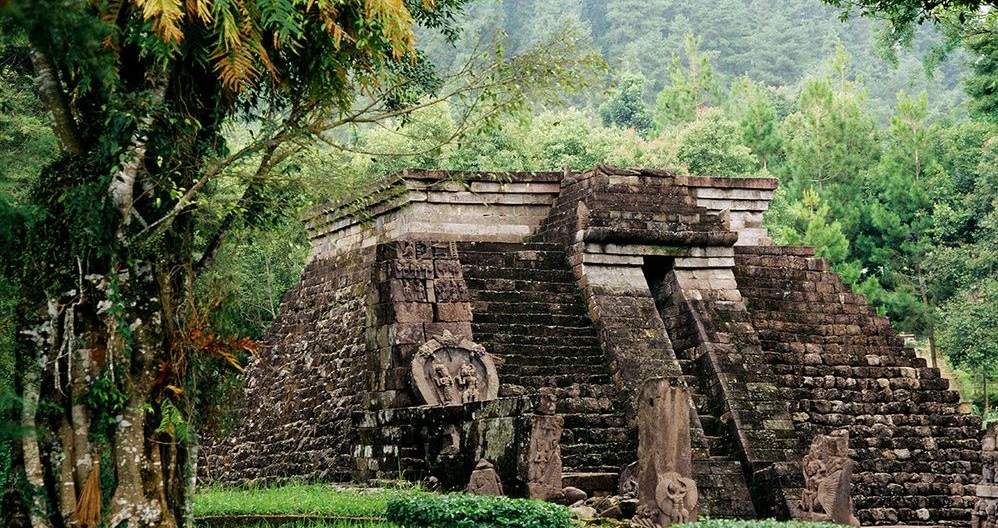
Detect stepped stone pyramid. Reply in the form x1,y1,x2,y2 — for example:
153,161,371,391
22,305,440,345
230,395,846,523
207,166,981,525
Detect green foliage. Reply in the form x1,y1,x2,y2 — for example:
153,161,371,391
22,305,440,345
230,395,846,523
938,278,998,377
958,12,998,121
728,79,785,170
675,110,758,177
598,72,654,135
0,25,56,203
654,32,721,131
529,109,615,170
354,103,458,177
385,492,572,528
83,372,128,430
194,521,398,528
782,47,879,193
769,189,850,264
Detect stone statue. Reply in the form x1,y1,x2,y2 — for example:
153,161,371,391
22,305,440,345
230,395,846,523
633,378,699,528
431,362,456,404
798,429,860,527
457,362,479,403
467,459,504,496
527,392,564,501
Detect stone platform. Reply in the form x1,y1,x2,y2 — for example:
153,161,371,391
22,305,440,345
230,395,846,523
205,166,980,526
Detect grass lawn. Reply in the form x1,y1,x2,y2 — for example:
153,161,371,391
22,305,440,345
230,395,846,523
194,483,845,528
194,483,407,527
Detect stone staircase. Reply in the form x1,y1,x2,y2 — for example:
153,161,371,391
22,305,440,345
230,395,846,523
457,241,633,474
734,245,980,526
647,264,758,518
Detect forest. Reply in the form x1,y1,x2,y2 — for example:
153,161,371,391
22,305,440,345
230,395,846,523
0,0,997,526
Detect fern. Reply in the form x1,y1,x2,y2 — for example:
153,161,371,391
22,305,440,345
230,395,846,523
136,0,186,44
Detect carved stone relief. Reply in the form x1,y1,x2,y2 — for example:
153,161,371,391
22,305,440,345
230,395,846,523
618,461,638,498
974,423,998,528
634,378,699,528
467,459,504,496
798,429,860,527
411,331,498,406
527,393,564,501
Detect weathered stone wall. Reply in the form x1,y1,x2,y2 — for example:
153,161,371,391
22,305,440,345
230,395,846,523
353,396,537,492
734,245,981,525
206,246,376,483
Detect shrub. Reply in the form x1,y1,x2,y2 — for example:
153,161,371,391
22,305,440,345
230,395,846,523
385,492,571,528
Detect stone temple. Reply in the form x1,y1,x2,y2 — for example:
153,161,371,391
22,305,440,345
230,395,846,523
207,166,982,525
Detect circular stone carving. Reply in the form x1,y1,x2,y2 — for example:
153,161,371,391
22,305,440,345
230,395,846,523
412,331,499,406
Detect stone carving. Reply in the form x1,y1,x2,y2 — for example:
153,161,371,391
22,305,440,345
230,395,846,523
457,363,479,403
431,362,456,404
527,392,564,501
391,278,427,302
974,424,998,528
412,331,498,406
394,259,435,279
634,378,698,528
397,240,457,260
434,279,469,302
467,459,503,495
654,473,698,524
618,461,638,498
798,429,860,527
434,259,463,278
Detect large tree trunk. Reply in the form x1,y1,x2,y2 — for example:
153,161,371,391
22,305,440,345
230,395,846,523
21,355,53,528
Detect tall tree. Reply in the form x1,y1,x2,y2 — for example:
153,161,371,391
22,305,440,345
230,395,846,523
654,32,721,130
599,72,654,135
0,1,603,526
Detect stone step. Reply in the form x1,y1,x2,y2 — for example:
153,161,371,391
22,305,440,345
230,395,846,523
473,312,592,327
502,364,612,378
462,266,577,283
492,353,607,368
470,300,590,316
468,290,583,304
463,277,580,294
457,241,564,254
473,322,598,338
502,373,614,388
460,254,569,271
705,435,729,456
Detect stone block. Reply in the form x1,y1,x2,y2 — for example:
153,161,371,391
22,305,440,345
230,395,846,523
393,302,433,323
435,302,473,322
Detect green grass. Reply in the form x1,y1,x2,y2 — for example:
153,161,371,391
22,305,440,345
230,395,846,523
194,483,408,517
